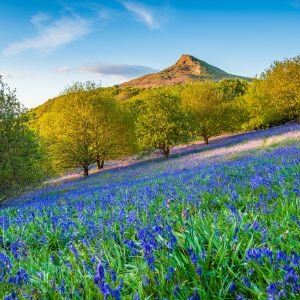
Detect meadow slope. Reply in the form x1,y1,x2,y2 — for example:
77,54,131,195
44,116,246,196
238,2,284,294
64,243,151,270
0,124,299,299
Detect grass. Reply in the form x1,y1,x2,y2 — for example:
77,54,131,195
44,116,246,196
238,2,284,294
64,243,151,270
0,132,299,299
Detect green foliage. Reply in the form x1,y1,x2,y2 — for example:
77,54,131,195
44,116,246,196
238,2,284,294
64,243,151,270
182,81,245,144
0,77,48,199
36,85,133,176
53,91,99,176
135,89,189,158
31,55,299,168
244,56,300,129
59,80,100,96
218,78,248,101
115,87,143,101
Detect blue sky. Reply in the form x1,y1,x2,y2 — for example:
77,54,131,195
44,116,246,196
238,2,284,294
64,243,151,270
0,0,300,107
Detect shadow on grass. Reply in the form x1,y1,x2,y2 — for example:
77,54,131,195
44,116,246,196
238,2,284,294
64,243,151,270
1,122,299,209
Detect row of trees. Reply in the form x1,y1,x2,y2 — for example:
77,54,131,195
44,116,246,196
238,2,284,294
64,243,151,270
132,79,247,159
1,56,299,198
34,77,248,171
31,55,300,175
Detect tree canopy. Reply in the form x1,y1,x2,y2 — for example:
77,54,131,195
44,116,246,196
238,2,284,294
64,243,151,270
36,85,133,176
0,76,47,198
181,81,245,144
244,56,300,128
135,89,189,158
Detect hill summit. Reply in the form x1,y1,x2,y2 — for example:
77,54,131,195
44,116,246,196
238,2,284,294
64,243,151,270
120,54,250,88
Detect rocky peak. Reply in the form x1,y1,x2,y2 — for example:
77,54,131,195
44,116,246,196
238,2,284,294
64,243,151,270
120,54,250,88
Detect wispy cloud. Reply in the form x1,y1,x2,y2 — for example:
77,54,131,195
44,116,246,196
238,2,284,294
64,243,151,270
80,63,157,77
56,66,72,74
30,12,50,27
0,71,35,79
2,14,92,56
121,1,160,29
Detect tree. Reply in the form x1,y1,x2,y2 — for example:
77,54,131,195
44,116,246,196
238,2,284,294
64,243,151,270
263,57,300,123
244,56,300,128
182,81,244,144
53,91,97,176
218,79,248,101
89,91,133,170
135,89,189,159
60,81,100,95
43,85,132,176
0,76,47,198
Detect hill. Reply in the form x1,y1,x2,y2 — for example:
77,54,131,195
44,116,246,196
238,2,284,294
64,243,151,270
120,54,251,88
32,55,250,113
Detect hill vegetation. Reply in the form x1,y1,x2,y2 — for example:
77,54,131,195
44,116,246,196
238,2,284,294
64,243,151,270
0,55,299,198
120,54,251,88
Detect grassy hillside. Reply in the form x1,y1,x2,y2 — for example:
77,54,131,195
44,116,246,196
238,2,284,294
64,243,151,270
0,124,299,299
32,55,251,117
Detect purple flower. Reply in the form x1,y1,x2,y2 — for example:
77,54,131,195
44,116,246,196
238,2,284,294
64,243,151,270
229,282,236,293
165,267,175,281
94,262,105,287
188,290,200,300
142,275,149,286
188,248,198,265
4,292,17,300
266,283,277,295
276,251,287,262
196,264,202,276
243,277,251,288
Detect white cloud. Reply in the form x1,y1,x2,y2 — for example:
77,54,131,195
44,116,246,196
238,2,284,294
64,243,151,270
121,1,160,29
79,63,157,78
30,13,50,27
0,71,35,79
2,15,92,56
56,66,72,74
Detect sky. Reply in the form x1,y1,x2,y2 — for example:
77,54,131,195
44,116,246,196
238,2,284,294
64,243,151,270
0,0,300,108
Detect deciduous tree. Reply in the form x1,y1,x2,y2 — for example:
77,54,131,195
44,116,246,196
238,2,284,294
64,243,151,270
182,81,241,144
244,56,300,128
43,84,132,176
135,89,189,158
0,76,47,198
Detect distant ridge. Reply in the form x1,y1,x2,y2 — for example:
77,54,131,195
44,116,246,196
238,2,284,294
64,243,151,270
120,54,251,88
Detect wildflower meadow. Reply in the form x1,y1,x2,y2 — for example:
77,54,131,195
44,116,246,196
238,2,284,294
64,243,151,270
0,125,299,299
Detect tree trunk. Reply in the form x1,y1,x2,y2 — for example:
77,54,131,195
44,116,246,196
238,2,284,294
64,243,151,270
204,136,209,145
96,157,104,169
202,127,209,145
96,153,105,169
96,155,101,170
163,147,170,159
83,166,89,177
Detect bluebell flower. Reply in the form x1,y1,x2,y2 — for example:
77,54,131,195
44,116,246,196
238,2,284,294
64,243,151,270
188,290,200,300
243,277,251,288
229,282,236,293
142,275,149,286
196,264,202,276
188,248,198,265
